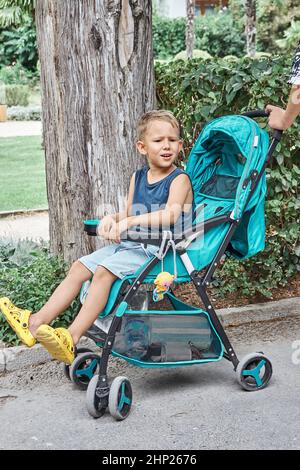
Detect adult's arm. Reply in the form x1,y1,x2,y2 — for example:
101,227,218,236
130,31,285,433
266,41,300,130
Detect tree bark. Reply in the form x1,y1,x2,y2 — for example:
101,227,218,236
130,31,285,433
245,0,257,57
186,0,195,59
35,0,155,264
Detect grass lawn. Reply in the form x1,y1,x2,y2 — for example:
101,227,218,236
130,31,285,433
0,136,48,211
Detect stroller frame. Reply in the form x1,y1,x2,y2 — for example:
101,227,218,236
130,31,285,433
79,111,282,419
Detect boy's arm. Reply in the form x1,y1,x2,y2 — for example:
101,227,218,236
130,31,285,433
106,174,192,243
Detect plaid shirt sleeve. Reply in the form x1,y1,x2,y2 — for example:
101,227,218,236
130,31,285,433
288,41,300,85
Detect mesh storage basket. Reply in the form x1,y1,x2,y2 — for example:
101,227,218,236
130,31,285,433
112,293,223,367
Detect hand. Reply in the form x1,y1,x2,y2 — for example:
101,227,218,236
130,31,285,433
265,105,290,131
98,215,117,239
106,218,132,243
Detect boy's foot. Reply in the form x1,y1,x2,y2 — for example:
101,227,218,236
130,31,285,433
35,325,75,364
0,297,36,347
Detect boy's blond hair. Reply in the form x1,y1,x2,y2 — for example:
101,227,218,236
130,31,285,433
137,110,180,141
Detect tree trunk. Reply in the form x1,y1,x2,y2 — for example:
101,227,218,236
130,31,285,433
245,0,257,57
35,0,155,264
186,0,195,59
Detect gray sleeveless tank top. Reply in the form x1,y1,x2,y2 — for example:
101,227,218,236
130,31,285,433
131,165,193,236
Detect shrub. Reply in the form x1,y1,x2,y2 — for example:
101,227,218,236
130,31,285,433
0,238,79,346
0,15,38,72
0,82,5,104
0,62,38,86
155,55,300,299
5,84,29,106
7,105,41,120
173,49,212,61
153,11,245,60
229,0,300,54
153,16,186,60
194,11,245,58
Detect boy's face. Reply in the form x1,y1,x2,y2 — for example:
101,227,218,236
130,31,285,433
136,120,182,169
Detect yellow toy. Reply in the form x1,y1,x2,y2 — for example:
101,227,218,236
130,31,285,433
153,272,175,302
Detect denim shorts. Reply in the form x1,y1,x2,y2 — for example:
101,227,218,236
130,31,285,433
79,241,158,279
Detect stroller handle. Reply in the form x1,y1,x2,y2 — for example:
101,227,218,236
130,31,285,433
242,109,283,142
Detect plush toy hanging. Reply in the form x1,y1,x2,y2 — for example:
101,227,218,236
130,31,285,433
152,236,177,302
153,271,175,302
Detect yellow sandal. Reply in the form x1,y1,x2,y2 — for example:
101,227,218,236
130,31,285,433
35,325,75,364
0,297,36,347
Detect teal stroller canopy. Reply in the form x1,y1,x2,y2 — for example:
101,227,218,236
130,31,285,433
186,114,270,261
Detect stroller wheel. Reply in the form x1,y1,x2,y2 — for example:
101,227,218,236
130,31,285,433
109,376,133,421
86,375,107,418
69,352,100,390
236,352,273,391
63,347,95,381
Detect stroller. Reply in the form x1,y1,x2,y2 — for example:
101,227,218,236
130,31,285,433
65,111,282,420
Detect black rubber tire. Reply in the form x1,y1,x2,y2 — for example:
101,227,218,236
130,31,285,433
86,375,107,419
63,347,94,381
69,352,100,390
108,376,133,421
236,352,273,391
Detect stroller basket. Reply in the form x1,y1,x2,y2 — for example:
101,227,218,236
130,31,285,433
112,294,223,367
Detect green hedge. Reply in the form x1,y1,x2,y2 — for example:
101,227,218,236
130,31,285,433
153,12,245,60
153,16,186,60
155,55,300,299
0,62,40,87
0,239,79,346
5,84,30,106
7,105,41,120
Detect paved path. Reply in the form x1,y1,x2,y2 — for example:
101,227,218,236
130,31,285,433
0,318,299,450
0,121,42,138
0,212,49,241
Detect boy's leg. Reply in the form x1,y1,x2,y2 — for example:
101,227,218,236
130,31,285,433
68,266,118,345
29,260,92,336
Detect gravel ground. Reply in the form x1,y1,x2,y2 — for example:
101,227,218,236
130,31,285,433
1,315,298,391
0,317,299,450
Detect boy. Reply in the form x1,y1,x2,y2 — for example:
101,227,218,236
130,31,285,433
0,110,193,364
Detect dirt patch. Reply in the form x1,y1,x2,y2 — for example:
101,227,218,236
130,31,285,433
172,272,300,310
0,356,134,390
0,395,17,407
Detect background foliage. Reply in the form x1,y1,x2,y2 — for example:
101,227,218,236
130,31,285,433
0,15,37,70
153,11,245,60
0,239,79,345
153,0,300,61
155,55,300,299
229,0,300,54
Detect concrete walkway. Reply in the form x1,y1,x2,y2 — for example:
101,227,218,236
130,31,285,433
1,321,300,450
0,121,42,138
0,212,49,241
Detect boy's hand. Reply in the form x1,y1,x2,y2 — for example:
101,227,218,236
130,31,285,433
98,215,117,238
106,218,132,243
